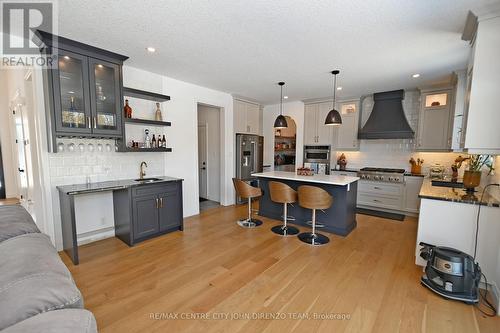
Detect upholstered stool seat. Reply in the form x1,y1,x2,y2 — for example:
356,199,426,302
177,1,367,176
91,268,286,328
297,185,332,246
232,178,263,228
268,181,300,236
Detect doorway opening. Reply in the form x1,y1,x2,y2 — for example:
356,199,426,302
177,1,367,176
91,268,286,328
197,104,222,212
274,116,296,171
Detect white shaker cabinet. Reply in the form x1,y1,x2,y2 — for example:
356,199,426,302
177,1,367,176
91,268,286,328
464,15,500,154
416,89,454,152
304,102,333,145
335,100,360,150
234,99,261,135
403,176,424,213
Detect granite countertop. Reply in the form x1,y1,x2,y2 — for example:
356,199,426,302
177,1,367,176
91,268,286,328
57,176,183,195
252,171,359,186
419,178,500,207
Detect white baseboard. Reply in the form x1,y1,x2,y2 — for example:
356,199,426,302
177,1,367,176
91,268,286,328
77,227,115,246
479,280,500,316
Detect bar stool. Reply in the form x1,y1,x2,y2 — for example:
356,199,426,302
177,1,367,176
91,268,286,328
297,185,333,246
268,181,300,236
232,178,263,228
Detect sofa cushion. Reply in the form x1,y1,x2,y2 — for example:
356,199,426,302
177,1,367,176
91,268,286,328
2,309,97,333
0,233,83,330
0,205,40,242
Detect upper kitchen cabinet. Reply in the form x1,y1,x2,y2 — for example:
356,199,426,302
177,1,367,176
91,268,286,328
304,101,333,145
33,30,128,152
334,100,360,150
462,13,500,154
234,99,261,135
416,88,454,151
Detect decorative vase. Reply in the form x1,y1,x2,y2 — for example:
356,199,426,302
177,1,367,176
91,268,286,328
124,99,132,118
463,170,481,192
154,102,162,121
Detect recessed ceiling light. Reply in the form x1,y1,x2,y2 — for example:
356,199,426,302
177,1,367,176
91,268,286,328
146,47,156,53
412,73,420,78
63,56,70,60
97,64,103,68
337,86,343,91
283,96,288,99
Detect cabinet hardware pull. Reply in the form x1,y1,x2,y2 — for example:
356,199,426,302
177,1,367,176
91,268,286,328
160,197,163,208
155,198,159,208
373,199,381,202
93,117,97,129
374,186,381,190
87,116,91,129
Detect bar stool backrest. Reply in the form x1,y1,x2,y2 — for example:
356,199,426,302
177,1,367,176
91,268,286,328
268,181,297,204
232,178,262,199
297,185,333,210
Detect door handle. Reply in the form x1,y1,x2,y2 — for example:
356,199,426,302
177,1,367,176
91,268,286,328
93,117,97,129
155,198,159,208
201,167,206,170
160,197,163,208
18,168,25,173
87,116,91,129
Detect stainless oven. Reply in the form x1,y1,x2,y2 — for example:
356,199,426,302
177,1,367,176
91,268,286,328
303,145,330,174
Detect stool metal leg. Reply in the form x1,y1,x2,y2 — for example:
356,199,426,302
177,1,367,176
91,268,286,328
298,209,330,245
237,197,263,228
271,203,299,236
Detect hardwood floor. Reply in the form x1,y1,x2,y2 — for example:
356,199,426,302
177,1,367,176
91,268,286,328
61,204,500,333
0,198,20,206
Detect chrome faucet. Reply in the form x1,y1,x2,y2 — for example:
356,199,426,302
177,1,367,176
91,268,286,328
140,161,147,179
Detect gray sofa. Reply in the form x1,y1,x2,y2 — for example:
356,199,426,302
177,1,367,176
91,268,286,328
0,205,97,332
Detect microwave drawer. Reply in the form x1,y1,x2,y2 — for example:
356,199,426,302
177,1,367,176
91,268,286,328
358,181,403,196
358,193,402,210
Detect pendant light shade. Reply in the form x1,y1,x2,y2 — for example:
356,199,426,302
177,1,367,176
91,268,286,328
274,82,288,128
325,70,342,126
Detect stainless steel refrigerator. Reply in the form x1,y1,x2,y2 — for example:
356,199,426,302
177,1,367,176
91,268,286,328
235,134,264,204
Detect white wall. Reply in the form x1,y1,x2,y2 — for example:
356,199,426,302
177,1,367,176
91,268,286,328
197,104,221,202
263,101,304,170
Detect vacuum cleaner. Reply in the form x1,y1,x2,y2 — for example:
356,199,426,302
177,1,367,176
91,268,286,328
419,242,481,304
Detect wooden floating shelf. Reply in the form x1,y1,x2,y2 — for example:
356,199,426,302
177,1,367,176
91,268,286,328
123,87,170,102
124,147,172,152
124,118,171,126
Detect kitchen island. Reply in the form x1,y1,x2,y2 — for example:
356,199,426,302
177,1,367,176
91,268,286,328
252,171,359,236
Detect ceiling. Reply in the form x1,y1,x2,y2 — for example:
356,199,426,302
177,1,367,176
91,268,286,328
56,0,498,104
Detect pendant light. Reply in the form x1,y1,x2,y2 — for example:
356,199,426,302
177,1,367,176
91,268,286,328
325,70,342,125
274,82,288,128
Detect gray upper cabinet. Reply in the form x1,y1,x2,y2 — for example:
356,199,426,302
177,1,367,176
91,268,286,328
34,30,128,152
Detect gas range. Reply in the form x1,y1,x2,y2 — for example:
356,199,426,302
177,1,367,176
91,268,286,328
357,167,405,183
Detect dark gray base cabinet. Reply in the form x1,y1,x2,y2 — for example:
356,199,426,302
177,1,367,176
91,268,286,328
114,181,183,246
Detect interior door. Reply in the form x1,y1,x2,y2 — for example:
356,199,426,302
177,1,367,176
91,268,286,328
198,124,208,199
12,106,29,202
88,58,122,136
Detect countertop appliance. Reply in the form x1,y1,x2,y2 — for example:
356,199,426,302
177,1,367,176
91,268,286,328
236,134,264,203
419,242,481,304
357,167,405,183
303,145,330,175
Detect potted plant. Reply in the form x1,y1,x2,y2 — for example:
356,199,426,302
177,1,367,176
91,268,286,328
463,155,494,191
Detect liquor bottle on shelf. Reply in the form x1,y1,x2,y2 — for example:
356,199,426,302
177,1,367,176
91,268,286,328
154,102,162,121
124,99,132,118
152,134,157,148
145,129,151,148
162,135,166,148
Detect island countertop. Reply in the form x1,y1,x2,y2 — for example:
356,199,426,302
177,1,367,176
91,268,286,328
252,171,359,186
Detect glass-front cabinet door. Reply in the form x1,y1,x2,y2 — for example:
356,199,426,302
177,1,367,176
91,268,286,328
89,58,122,135
53,50,92,133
